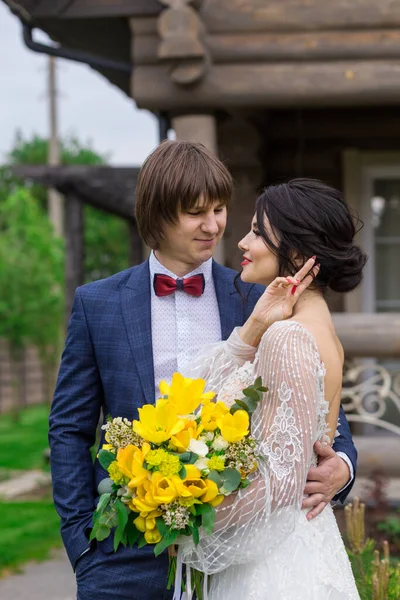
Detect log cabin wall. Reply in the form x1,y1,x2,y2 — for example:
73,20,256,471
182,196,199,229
217,106,400,311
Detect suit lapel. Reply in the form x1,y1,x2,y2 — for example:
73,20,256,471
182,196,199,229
212,261,244,340
120,260,155,405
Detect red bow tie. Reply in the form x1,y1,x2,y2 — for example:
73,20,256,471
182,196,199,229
153,273,205,297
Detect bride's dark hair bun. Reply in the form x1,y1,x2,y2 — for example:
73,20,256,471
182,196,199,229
256,178,368,294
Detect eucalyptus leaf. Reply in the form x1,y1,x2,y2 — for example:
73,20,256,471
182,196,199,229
207,470,223,488
242,387,260,402
95,492,111,515
98,478,114,495
221,468,242,492
96,524,111,541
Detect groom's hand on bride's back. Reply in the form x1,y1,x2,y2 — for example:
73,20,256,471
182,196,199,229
302,441,351,520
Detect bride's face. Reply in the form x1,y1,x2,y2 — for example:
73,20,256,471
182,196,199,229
238,214,280,286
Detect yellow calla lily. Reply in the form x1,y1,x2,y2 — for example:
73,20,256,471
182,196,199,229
133,399,185,444
159,373,215,416
201,401,229,431
116,442,150,488
218,410,249,443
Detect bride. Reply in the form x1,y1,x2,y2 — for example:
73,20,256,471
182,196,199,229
180,178,366,599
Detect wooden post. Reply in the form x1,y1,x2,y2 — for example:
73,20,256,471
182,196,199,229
172,113,224,264
64,194,84,327
129,222,143,266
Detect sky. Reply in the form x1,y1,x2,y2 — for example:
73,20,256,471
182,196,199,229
0,2,159,165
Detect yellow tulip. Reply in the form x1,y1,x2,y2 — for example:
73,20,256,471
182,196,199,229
180,464,208,499
210,494,224,507
129,481,160,513
133,515,146,532
170,420,202,452
133,399,185,445
201,479,220,503
116,443,150,489
201,401,229,431
218,410,249,443
150,471,180,504
159,373,215,416
144,529,162,544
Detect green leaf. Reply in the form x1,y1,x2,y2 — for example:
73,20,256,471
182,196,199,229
154,529,180,557
126,516,140,547
137,534,147,549
116,499,128,530
234,398,249,412
156,517,169,537
179,452,199,464
96,524,111,541
254,376,262,387
207,470,223,488
201,505,216,535
192,525,200,545
242,387,260,402
179,465,187,479
240,478,251,489
221,468,242,492
98,449,116,470
95,492,111,516
97,478,114,495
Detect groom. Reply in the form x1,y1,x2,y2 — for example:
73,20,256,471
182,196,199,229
49,140,357,600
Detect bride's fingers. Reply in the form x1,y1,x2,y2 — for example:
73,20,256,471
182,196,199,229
295,264,320,295
293,256,317,283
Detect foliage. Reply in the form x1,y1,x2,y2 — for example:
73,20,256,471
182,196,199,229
5,132,130,282
0,499,62,574
0,405,51,471
0,187,64,367
378,510,400,553
344,498,400,599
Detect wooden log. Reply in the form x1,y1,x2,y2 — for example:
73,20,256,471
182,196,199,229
200,0,400,33
333,313,400,358
132,60,400,109
32,0,163,19
64,193,84,327
133,29,400,65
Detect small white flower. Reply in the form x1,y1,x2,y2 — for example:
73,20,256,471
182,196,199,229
212,436,229,451
187,438,209,457
194,457,209,472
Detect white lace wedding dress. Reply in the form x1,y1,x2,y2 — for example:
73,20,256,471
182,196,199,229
180,320,360,600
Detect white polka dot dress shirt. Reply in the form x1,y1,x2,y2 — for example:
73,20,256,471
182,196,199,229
149,251,222,399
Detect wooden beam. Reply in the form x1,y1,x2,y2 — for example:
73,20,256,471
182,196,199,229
200,0,400,33
30,0,163,19
12,165,138,220
64,193,84,328
134,29,400,65
132,60,400,109
333,313,400,357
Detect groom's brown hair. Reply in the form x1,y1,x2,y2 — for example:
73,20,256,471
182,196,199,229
134,140,232,249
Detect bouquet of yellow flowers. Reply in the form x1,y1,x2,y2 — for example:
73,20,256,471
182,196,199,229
90,373,266,560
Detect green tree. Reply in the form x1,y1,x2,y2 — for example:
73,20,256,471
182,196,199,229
5,132,130,282
0,188,64,409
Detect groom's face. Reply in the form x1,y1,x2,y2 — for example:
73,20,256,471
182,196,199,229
158,197,227,268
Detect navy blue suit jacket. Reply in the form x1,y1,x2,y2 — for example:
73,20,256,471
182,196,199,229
49,260,356,598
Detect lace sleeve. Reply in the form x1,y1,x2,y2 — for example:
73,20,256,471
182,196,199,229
181,321,324,574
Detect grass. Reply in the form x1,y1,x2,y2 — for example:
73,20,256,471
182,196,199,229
0,404,50,471
0,498,63,574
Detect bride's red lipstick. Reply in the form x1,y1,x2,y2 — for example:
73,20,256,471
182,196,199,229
241,257,252,266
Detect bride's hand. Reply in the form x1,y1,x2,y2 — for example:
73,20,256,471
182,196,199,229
240,257,319,347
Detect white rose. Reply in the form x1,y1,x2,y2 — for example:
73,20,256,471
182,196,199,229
187,438,209,457
194,457,209,472
212,436,229,451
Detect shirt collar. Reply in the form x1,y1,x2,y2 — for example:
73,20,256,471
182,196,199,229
149,251,213,283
